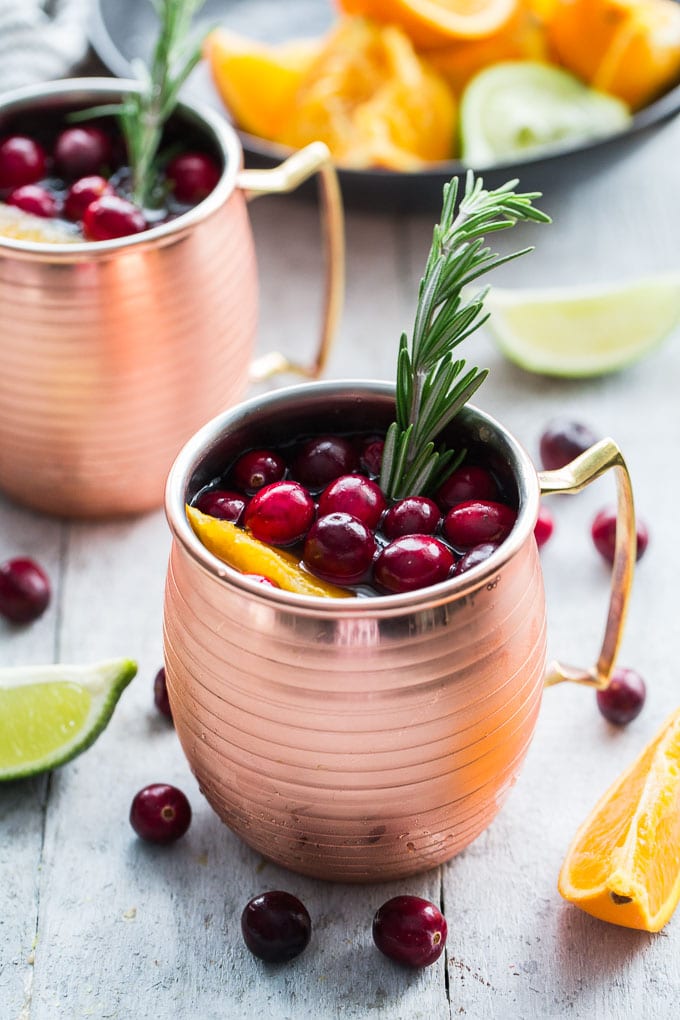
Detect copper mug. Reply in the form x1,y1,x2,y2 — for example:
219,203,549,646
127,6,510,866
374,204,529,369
0,79,344,518
163,380,636,882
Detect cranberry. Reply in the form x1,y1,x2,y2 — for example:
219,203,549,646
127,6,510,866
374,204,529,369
382,496,440,540
596,668,646,725
292,435,357,489
372,895,447,968
539,418,599,470
244,481,315,546
83,195,146,241
534,504,555,548
54,126,112,179
64,175,114,221
244,574,280,588
7,184,59,218
153,667,173,721
374,535,454,594
0,557,51,624
232,449,285,492
0,135,46,190
318,475,386,529
241,891,311,963
453,542,499,576
435,464,499,512
591,508,649,564
303,512,377,585
129,783,191,843
195,488,248,524
357,436,384,476
443,500,516,550
166,152,221,203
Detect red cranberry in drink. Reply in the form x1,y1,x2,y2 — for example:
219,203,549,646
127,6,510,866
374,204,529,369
153,667,173,721
7,184,59,218
54,126,112,179
241,890,312,963
318,475,386,529
534,503,555,548
372,895,447,968
232,449,285,492
292,435,357,489
539,418,599,470
443,500,516,550
0,557,51,624
0,135,46,190
596,668,646,725
83,195,146,241
195,488,248,524
435,464,499,513
303,512,377,585
591,507,648,564
64,175,114,221
166,152,221,203
382,496,440,540
129,783,191,843
357,436,384,476
244,481,315,546
244,574,280,588
453,542,499,576
374,535,455,594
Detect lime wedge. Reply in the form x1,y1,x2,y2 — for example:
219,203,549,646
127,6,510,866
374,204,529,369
460,61,631,165
0,658,137,781
485,274,680,377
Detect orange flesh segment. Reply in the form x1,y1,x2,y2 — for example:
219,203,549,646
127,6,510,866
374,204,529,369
337,0,520,46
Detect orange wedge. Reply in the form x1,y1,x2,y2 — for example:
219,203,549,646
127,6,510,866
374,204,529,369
558,707,680,932
186,506,351,599
337,0,520,47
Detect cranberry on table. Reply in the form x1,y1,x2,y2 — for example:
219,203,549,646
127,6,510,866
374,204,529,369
443,500,516,550
7,184,59,219
166,151,221,203
539,418,599,471
153,667,173,721
591,507,649,564
303,512,377,585
318,475,386,529
232,449,285,492
0,557,51,624
0,135,46,190
596,668,646,725
244,481,315,546
374,535,455,594
357,436,384,476
129,783,191,844
241,890,312,963
372,895,448,968
435,464,499,513
54,126,112,179
453,541,499,576
534,503,555,548
82,195,146,241
195,488,248,524
292,435,357,489
382,496,440,540
64,175,114,221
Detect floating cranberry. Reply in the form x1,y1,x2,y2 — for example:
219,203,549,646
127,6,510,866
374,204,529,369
539,418,599,470
443,500,516,550
357,436,384,476
241,891,312,963
318,475,386,529
7,184,59,218
534,504,555,548
0,135,46,190
453,542,499,576
292,435,357,489
596,668,646,725
83,195,146,241
591,508,649,564
129,783,191,843
244,574,280,588
54,126,112,179
372,895,447,968
232,449,285,492
244,481,315,546
153,667,173,721
64,175,114,221
195,488,248,524
166,151,221,203
382,496,440,540
374,535,455,594
0,557,51,624
303,512,377,585
435,464,499,512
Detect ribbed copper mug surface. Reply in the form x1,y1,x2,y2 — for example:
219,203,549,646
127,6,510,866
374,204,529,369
163,381,547,882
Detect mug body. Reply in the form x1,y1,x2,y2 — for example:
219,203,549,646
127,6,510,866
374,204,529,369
0,79,257,517
163,380,547,882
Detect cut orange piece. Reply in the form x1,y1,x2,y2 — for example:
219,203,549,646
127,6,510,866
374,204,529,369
337,0,520,47
558,707,680,932
186,506,352,599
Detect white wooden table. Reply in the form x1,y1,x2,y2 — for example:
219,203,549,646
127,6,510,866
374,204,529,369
2,109,680,1019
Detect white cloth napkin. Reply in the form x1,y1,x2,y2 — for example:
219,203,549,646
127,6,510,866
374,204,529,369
0,0,91,94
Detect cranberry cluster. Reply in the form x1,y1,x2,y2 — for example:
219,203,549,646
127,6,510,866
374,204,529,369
0,127,220,241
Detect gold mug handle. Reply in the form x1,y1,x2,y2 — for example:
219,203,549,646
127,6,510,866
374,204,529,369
539,439,637,690
236,142,345,382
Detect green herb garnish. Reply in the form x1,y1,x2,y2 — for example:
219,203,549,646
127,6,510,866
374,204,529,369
379,172,550,501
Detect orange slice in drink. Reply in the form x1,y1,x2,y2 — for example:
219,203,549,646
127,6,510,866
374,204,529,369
558,706,680,932
337,0,520,47
0,203,80,243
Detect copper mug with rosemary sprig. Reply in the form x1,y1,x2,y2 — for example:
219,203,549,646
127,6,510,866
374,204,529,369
163,175,638,882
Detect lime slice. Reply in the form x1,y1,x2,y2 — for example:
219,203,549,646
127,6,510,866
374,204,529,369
460,61,631,165
0,658,137,781
485,274,680,377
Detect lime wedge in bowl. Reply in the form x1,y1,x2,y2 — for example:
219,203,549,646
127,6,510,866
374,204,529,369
0,658,137,781
485,273,680,377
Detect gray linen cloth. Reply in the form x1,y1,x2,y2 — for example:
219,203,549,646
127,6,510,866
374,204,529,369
0,0,91,94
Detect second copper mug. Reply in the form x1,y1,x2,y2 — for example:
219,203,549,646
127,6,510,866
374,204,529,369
0,79,344,518
163,380,636,883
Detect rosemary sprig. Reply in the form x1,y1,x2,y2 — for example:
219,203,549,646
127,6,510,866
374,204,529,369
379,171,550,501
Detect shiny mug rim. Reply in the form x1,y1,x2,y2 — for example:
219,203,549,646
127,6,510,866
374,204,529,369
164,379,541,613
